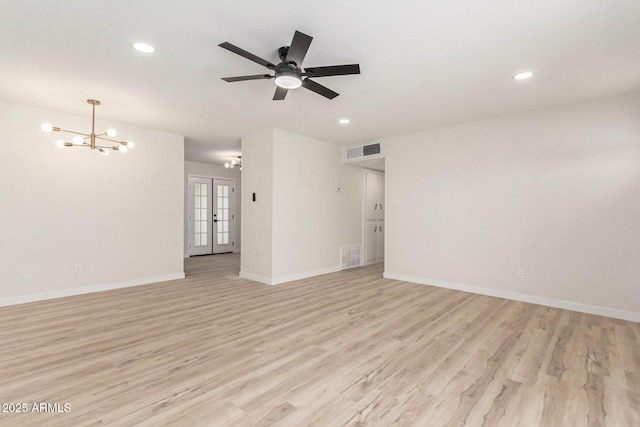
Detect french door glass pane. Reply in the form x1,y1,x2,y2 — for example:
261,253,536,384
194,183,208,247
216,184,230,246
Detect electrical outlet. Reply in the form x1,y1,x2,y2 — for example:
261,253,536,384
74,264,82,274
517,268,524,279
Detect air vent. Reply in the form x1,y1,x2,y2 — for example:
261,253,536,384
346,146,363,159
363,143,381,156
340,244,361,269
345,142,381,161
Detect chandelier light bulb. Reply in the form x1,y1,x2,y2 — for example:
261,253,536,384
126,141,135,149
106,128,117,137
99,148,109,156
118,145,128,153
224,156,242,169
56,139,65,148
42,123,53,132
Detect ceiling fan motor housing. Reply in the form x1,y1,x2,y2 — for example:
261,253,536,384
278,46,291,63
275,61,300,76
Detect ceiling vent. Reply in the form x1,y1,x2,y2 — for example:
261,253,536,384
345,142,381,160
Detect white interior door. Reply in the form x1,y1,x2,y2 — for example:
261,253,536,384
212,178,235,254
362,170,385,264
189,177,213,256
188,177,236,256
365,172,379,220
378,175,385,220
365,222,379,262
378,221,384,260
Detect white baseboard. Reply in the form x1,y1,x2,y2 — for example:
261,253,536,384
240,266,341,286
383,272,640,323
0,272,186,307
272,266,341,285
239,271,273,285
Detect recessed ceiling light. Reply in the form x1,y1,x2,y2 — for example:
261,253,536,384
514,71,534,80
133,42,155,53
339,118,350,124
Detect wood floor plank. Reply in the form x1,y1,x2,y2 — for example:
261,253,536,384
0,253,638,426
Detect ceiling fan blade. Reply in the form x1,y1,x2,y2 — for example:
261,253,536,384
285,31,313,67
222,74,273,82
301,79,339,99
273,86,288,101
304,64,361,78
218,42,276,69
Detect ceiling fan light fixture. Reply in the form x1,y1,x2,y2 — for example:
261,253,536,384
275,72,302,89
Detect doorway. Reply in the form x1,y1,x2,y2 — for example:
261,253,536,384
188,176,236,256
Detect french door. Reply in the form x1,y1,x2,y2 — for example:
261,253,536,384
188,177,236,256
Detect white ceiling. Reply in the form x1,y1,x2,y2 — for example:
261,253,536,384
1,1,639,165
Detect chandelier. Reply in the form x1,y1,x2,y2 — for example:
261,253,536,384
42,99,134,156
224,156,242,170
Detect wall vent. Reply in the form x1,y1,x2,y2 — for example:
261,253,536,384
340,244,361,270
346,142,381,160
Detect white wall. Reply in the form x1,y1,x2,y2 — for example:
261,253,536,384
383,92,640,321
271,129,362,281
0,100,185,305
184,160,241,257
240,129,274,281
240,128,363,284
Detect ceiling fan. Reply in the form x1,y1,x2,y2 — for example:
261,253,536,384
219,30,360,100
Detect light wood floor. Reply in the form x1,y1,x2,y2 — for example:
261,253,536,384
1,254,638,426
